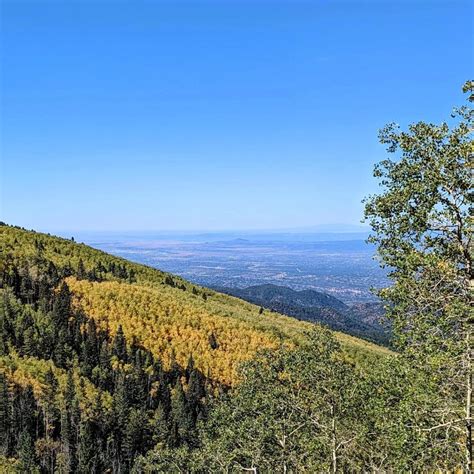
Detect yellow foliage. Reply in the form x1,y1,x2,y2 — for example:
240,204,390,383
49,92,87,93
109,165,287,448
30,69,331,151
1,225,390,387
0,352,112,415
0,455,17,473
67,277,298,385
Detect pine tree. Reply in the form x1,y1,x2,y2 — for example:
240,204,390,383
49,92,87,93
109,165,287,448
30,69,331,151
187,369,206,423
0,373,10,455
112,325,127,362
158,377,171,415
19,385,37,440
168,421,180,448
77,259,86,280
151,403,170,445
128,357,147,406
61,371,78,473
185,355,195,381
208,332,219,350
52,281,71,326
111,373,130,458
17,430,38,473
122,408,148,467
94,339,112,390
42,368,59,441
168,350,181,384
77,419,96,474
82,319,99,375
22,326,36,357
171,379,192,445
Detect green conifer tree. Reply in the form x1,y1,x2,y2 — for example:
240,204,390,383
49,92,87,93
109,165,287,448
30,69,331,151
0,373,10,455
17,430,38,473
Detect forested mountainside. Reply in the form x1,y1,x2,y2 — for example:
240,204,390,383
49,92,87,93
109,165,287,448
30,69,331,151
0,224,390,472
0,225,385,385
215,284,389,344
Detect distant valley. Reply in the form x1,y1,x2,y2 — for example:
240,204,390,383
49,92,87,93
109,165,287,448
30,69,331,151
67,231,389,305
64,232,391,344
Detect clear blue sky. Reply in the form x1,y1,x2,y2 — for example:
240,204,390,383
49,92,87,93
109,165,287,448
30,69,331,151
1,0,472,232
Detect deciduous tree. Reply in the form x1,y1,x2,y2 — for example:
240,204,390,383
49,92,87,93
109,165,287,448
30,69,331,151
364,81,473,470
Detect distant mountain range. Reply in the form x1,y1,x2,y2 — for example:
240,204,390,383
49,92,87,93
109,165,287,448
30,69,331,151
214,284,390,345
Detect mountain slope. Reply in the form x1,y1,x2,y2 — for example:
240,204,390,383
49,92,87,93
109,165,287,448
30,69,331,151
0,224,389,386
0,223,391,471
218,284,348,311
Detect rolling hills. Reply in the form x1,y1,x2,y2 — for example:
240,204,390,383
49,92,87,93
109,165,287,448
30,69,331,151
215,284,389,344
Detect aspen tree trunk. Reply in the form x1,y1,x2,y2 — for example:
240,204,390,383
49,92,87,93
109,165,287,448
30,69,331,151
466,331,472,473
331,404,337,474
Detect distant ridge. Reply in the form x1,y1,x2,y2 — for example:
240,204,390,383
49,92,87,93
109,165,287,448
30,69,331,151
214,284,390,345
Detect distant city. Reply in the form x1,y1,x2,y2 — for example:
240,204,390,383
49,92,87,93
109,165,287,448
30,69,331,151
69,231,389,304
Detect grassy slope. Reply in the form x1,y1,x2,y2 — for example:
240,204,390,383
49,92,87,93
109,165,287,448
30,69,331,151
0,225,390,386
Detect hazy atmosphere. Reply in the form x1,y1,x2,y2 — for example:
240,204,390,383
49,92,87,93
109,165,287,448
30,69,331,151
2,0,471,231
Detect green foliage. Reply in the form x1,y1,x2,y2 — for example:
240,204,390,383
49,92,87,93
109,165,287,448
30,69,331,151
139,328,460,472
0,237,215,471
364,81,472,469
17,431,39,474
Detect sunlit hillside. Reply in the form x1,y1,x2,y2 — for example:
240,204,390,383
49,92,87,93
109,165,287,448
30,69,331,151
0,225,389,386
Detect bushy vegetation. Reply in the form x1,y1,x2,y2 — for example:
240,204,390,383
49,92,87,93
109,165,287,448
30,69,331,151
136,328,461,472
66,277,285,386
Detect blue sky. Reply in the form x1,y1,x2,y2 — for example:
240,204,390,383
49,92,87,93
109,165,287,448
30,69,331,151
1,0,472,232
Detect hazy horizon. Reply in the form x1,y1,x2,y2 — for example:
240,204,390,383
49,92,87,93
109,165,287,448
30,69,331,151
27,222,370,236
2,0,472,231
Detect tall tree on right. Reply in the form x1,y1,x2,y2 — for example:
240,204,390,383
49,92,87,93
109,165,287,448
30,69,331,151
364,81,473,471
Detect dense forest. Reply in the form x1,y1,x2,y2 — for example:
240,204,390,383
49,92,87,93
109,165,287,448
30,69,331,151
0,238,209,472
0,223,387,472
0,82,472,472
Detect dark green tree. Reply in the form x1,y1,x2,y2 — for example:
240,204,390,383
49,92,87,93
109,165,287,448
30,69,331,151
0,373,10,455
122,408,148,466
171,379,192,446
151,403,170,446
187,369,206,424
52,281,71,326
76,259,86,280
16,430,38,473
112,325,127,362
77,419,96,474
61,371,78,473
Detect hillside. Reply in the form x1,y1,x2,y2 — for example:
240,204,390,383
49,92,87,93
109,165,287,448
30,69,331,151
0,223,390,471
216,284,390,344
0,224,389,384
217,283,348,311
